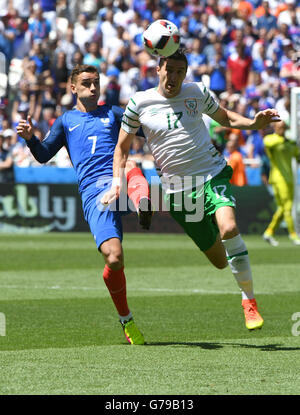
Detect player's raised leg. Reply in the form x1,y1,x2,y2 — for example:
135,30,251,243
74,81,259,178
125,160,154,230
100,237,145,344
215,206,264,330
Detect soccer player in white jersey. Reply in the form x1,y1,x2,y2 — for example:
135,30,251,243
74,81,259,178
102,49,281,332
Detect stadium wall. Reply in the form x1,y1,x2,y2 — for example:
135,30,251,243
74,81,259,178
0,183,276,235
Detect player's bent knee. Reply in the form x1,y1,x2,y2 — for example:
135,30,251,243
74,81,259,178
100,240,124,269
213,259,228,270
105,254,124,270
220,224,239,240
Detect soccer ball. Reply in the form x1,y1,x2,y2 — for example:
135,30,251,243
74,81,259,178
143,19,180,58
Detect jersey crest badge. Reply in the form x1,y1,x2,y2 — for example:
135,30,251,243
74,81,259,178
184,98,198,116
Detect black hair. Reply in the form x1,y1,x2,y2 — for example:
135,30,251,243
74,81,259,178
158,48,188,70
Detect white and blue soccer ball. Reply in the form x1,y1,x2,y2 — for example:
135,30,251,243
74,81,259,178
143,19,180,58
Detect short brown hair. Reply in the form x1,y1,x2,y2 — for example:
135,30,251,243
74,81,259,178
158,48,188,71
70,64,99,84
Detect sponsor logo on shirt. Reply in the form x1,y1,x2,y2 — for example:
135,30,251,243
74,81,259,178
149,108,160,116
69,124,81,132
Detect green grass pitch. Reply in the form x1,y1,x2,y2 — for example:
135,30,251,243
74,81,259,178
0,232,300,395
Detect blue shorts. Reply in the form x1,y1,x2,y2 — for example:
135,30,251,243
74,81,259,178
81,181,133,250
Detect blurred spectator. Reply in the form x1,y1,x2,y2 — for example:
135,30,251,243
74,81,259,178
35,76,56,122
11,80,35,125
11,0,31,19
207,50,227,96
11,138,33,167
178,17,192,48
119,61,139,107
114,0,135,28
0,132,14,183
37,106,56,136
255,1,278,31
133,0,157,21
277,0,299,27
197,12,214,47
73,13,96,54
225,134,248,187
113,43,135,72
131,17,150,54
245,129,265,161
11,16,31,59
245,72,265,102
261,59,279,88
83,40,104,67
98,0,121,23
279,42,300,88
223,129,247,158
39,0,57,32
127,11,144,42
226,43,252,93
28,38,50,76
55,27,79,72
235,0,254,23
104,67,120,106
100,9,118,53
51,51,69,98
0,13,15,69
28,3,51,41
138,59,158,90
104,25,127,66
71,50,84,67
165,0,188,28
288,9,300,48
98,60,109,104
186,37,207,82
0,100,8,129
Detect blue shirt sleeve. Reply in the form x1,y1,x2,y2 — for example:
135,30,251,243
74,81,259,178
26,116,66,163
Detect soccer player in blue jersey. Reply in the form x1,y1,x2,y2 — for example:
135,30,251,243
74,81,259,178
16,64,152,345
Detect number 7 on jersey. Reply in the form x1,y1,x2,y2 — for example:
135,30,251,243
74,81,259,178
88,136,97,154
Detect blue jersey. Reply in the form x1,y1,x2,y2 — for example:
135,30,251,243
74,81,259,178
27,105,123,194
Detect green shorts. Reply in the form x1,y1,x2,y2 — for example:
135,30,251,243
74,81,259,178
164,165,236,251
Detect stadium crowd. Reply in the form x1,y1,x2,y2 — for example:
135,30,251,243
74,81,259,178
0,0,299,185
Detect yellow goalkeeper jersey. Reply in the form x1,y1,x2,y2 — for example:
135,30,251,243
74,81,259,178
263,133,299,184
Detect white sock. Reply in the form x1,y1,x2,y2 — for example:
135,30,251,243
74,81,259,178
119,312,133,324
222,234,254,300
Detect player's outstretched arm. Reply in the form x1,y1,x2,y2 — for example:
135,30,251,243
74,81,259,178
101,128,136,205
211,106,281,130
17,115,65,164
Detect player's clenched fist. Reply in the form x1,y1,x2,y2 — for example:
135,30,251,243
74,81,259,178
16,115,34,141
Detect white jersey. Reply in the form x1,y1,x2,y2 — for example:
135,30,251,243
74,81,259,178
122,82,227,193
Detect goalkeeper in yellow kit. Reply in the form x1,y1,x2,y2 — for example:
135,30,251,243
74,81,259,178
263,120,300,246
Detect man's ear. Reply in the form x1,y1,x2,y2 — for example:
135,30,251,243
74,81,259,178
70,83,76,95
